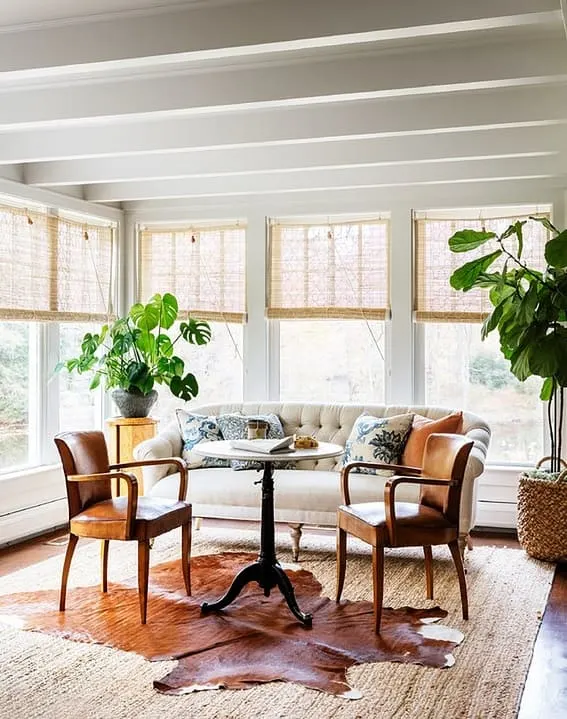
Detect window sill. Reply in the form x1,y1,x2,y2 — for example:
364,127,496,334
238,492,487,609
0,464,60,483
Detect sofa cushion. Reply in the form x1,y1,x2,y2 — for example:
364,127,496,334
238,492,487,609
401,412,463,467
216,412,294,471
342,412,414,475
176,410,229,469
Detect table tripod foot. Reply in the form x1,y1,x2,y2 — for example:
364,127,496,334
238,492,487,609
201,563,259,614
273,564,312,626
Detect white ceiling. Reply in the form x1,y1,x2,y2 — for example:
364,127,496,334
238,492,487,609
0,0,565,217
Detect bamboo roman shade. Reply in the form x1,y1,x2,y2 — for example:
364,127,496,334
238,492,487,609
268,219,389,320
414,210,550,323
0,203,115,322
138,223,246,323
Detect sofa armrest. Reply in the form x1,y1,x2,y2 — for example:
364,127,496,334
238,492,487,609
133,421,183,493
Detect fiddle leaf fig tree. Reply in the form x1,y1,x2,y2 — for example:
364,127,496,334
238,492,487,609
449,216,567,472
57,293,212,403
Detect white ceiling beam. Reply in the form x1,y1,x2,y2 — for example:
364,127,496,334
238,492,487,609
125,179,564,221
0,0,559,75
25,125,566,187
2,85,566,165
0,38,563,128
85,155,565,202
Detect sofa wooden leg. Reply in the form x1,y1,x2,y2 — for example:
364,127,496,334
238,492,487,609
466,534,473,552
194,517,202,531
289,523,303,561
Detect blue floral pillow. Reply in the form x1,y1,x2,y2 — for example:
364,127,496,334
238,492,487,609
342,413,414,476
176,410,229,469
217,413,294,471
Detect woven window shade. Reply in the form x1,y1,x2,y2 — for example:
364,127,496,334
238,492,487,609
138,224,246,323
267,219,389,320
414,212,550,323
0,204,114,322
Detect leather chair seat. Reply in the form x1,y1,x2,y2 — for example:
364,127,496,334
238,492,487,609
71,497,191,540
340,501,453,530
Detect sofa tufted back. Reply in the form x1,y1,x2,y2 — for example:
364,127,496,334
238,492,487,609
190,402,490,477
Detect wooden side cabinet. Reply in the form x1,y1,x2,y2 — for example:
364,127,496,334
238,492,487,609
107,416,158,495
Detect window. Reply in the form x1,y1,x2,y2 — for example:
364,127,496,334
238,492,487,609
138,222,246,424
279,319,385,402
0,199,116,473
269,217,389,402
152,321,244,423
59,323,100,433
415,206,550,464
0,322,31,471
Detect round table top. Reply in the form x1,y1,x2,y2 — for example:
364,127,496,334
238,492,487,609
193,439,344,463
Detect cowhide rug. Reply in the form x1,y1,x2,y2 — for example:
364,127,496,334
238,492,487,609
0,551,463,699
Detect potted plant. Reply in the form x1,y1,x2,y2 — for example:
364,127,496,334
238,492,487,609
448,216,567,560
57,293,211,418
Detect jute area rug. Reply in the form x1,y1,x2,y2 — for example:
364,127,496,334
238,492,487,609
0,526,553,719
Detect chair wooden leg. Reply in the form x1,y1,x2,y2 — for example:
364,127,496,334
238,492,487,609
424,545,434,600
289,523,303,562
372,544,385,634
181,522,192,596
336,526,347,602
138,540,150,624
100,540,109,593
448,540,469,620
60,533,78,612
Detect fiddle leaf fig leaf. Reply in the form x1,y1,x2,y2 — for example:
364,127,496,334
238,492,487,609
450,250,502,291
540,377,555,402
509,345,533,382
545,230,567,268
448,229,496,253
529,215,560,235
528,333,564,378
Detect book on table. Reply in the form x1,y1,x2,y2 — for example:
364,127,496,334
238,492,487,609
229,436,295,454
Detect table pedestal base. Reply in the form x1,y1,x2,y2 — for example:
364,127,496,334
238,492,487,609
200,460,312,626
201,559,312,625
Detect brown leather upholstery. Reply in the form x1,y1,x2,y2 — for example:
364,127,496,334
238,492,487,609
336,433,474,633
55,430,192,624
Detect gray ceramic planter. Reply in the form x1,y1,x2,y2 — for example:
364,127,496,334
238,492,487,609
111,388,158,418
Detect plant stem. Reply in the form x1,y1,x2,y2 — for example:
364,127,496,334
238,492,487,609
548,391,556,472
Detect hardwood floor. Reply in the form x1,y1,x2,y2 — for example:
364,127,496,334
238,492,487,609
0,523,565,718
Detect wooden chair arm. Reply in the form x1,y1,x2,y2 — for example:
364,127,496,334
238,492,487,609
68,471,139,539
383,476,456,545
110,457,188,502
340,461,422,505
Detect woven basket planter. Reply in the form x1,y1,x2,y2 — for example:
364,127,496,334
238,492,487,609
517,460,567,561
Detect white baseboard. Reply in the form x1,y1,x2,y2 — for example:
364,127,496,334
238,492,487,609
0,498,68,546
475,500,517,529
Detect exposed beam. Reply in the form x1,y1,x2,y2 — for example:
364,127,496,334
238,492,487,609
0,0,559,75
125,179,564,221
2,86,566,165
85,155,565,202
0,38,564,128
0,177,122,220
25,125,566,187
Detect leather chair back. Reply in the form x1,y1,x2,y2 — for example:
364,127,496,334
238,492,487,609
55,431,113,518
419,433,474,527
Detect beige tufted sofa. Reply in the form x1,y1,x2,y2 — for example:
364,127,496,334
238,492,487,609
134,402,490,559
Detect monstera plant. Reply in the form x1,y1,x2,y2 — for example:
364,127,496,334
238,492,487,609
57,293,211,417
448,216,567,472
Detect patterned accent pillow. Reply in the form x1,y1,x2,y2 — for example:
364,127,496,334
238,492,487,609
216,413,295,471
176,410,229,469
342,413,414,476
